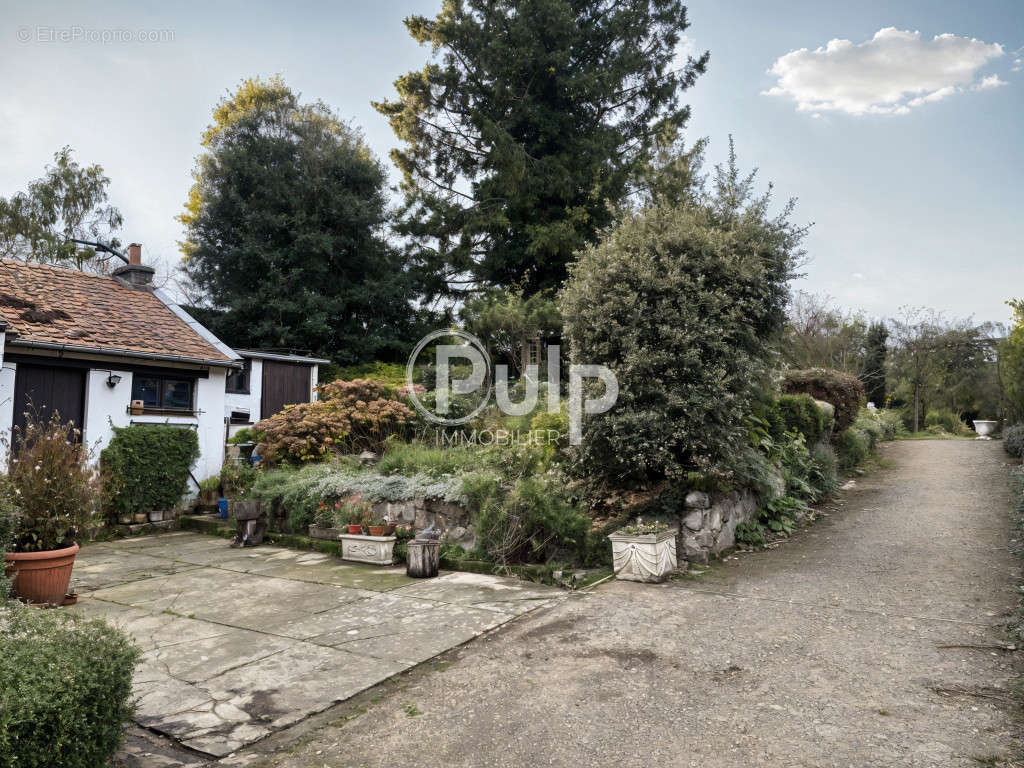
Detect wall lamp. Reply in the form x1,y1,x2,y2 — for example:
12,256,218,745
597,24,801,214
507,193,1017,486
106,373,123,388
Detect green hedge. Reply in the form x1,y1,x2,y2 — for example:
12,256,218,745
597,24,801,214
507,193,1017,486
774,394,827,443
0,605,139,768
783,369,865,434
101,425,199,519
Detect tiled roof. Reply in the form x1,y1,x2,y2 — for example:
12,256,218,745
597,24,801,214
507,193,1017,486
0,259,233,363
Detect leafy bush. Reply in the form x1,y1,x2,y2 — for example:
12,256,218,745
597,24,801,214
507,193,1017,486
326,361,408,388
783,369,865,434
809,442,839,498
853,417,883,450
0,482,16,599
220,461,257,498
0,604,139,768
560,155,799,485
6,412,101,551
1005,425,1024,459
836,427,870,469
474,476,589,564
874,408,907,440
255,379,413,464
100,425,198,522
925,408,964,435
376,442,482,477
774,393,827,443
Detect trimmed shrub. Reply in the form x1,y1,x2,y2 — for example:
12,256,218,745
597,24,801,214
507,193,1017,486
925,408,963,435
775,393,827,443
255,379,414,465
560,163,799,484
1005,425,1024,459
101,426,199,520
836,427,870,469
0,604,139,768
783,369,865,434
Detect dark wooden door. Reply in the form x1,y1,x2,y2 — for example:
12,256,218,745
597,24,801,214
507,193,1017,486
260,361,311,419
12,364,87,444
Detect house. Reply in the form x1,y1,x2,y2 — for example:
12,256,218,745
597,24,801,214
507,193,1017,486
0,246,240,483
224,349,328,438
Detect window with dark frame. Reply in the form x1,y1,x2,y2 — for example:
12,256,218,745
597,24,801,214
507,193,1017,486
131,374,196,411
225,359,251,394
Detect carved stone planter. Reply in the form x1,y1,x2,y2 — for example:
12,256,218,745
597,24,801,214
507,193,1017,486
308,524,343,541
339,533,396,566
973,420,997,440
608,528,677,583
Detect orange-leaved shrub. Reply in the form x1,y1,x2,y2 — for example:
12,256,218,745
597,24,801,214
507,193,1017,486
254,379,413,464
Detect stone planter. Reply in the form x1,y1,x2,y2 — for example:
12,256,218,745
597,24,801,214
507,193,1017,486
308,524,343,541
973,420,997,440
339,533,396,565
5,543,80,605
133,512,148,524
148,510,164,523
406,539,440,578
608,528,677,583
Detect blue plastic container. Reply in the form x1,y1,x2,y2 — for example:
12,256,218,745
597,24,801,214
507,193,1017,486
217,498,229,519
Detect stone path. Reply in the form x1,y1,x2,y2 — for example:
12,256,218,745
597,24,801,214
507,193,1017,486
68,532,561,759
250,440,1022,768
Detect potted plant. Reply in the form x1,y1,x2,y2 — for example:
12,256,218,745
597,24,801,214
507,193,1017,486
3,412,102,605
367,516,387,537
198,476,220,509
333,494,372,535
607,518,677,583
309,501,344,540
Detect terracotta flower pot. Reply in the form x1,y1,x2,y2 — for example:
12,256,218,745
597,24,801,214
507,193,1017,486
368,525,386,537
347,524,363,535
5,543,80,605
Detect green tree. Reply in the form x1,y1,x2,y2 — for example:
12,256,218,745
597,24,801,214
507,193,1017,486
460,288,561,375
180,77,420,364
0,146,122,271
781,291,869,374
375,0,708,298
560,142,804,484
1000,299,1024,423
861,321,888,406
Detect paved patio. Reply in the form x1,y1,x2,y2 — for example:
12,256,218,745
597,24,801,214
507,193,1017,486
69,532,561,758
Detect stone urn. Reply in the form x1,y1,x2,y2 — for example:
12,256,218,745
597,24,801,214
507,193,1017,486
973,420,997,440
608,527,677,583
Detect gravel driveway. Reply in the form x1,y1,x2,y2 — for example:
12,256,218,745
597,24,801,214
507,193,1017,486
243,439,1022,768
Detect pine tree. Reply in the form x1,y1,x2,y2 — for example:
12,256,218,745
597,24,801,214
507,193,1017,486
375,0,708,298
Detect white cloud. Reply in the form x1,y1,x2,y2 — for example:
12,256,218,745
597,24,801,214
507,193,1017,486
763,27,1005,115
975,74,1008,89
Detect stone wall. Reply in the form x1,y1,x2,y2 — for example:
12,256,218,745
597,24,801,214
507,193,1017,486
676,489,759,565
372,498,476,550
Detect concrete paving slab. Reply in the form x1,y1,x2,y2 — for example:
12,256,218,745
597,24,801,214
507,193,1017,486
72,532,560,760
393,571,561,614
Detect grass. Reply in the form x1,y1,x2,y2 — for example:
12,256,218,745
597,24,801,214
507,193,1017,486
376,441,485,477
895,431,975,441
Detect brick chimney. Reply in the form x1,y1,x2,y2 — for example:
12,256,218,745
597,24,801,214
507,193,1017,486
113,242,155,289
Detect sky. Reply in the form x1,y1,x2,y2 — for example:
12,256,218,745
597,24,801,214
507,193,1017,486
0,0,1021,324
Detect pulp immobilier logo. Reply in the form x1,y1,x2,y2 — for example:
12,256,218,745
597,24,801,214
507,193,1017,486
405,330,618,445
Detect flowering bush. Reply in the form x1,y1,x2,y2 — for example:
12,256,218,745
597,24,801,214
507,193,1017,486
4,412,101,552
617,518,670,536
255,378,414,464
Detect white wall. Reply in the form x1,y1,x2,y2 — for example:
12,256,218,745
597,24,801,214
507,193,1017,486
225,358,263,438
224,359,320,439
0,332,13,466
